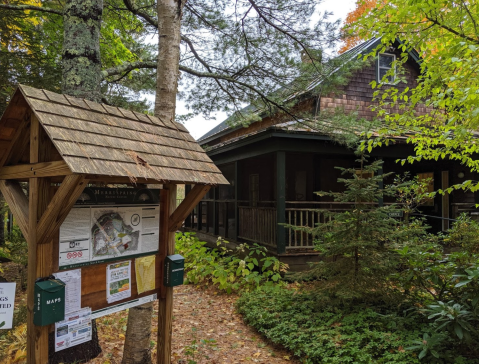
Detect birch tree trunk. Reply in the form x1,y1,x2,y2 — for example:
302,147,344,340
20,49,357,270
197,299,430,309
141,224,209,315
122,1,184,363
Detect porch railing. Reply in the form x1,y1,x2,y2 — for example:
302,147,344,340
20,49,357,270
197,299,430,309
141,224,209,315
285,202,354,250
238,206,277,248
192,200,399,252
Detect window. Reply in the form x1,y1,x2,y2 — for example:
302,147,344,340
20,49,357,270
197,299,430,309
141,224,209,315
377,53,396,83
418,172,434,206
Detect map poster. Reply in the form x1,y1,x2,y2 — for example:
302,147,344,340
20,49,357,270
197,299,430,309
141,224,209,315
0,283,16,329
91,207,142,261
59,204,160,269
107,261,131,303
55,308,92,352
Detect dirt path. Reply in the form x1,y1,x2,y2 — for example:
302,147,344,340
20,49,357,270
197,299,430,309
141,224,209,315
90,285,299,364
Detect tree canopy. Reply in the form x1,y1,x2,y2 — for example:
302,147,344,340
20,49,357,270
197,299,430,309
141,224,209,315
348,0,479,185
0,0,355,125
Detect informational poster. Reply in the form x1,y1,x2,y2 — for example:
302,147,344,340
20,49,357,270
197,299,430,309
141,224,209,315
0,282,16,329
55,308,92,352
141,207,161,252
59,190,160,270
107,261,131,303
53,269,81,314
59,208,91,267
135,255,156,294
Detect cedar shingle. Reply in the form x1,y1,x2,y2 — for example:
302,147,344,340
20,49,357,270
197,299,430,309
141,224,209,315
16,85,227,185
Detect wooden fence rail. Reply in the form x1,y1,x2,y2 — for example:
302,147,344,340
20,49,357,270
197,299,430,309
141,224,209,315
238,206,277,248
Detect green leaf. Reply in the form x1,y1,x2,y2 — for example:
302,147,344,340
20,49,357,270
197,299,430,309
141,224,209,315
454,324,464,340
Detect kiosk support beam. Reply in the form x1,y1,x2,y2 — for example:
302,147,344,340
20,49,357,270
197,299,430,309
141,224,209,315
36,174,88,245
0,160,72,180
158,184,176,364
168,184,211,232
27,114,50,364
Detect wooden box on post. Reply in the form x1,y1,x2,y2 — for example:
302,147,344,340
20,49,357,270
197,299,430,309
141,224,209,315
33,278,66,326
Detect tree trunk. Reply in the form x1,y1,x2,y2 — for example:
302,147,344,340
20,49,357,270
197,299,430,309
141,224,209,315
122,304,153,364
62,0,103,102
154,0,183,119
49,1,104,363
0,193,5,246
122,1,184,363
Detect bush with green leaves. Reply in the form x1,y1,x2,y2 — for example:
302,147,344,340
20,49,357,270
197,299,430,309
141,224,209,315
0,225,28,288
390,216,479,360
175,232,287,293
237,286,479,363
238,287,430,364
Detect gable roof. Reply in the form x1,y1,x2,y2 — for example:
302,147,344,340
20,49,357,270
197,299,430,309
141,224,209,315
197,37,420,144
1,85,228,185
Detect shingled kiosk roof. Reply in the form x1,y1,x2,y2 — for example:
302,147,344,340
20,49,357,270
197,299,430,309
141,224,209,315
0,85,228,185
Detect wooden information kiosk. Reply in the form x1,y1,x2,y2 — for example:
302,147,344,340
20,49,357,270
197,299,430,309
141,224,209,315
0,85,227,363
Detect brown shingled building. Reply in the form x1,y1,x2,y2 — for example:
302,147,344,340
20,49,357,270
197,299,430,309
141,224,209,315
182,38,479,271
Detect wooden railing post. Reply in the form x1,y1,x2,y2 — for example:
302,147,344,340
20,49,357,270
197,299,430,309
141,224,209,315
276,151,286,254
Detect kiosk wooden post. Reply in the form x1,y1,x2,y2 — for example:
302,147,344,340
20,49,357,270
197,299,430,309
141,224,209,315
0,85,226,364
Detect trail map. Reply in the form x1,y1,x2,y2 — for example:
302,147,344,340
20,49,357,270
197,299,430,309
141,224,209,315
59,203,160,269
91,207,141,261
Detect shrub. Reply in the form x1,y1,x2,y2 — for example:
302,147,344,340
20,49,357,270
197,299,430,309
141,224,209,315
175,232,287,293
236,287,434,364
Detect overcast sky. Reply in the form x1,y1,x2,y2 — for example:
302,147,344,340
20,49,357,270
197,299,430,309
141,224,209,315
145,0,357,139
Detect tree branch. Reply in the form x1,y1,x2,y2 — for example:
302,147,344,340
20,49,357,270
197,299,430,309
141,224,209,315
425,15,479,44
101,61,157,79
246,0,319,66
0,4,63,15
121,0,158,27
102,61,302,123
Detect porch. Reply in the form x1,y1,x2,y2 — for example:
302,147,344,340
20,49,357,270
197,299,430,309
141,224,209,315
183,129,479,270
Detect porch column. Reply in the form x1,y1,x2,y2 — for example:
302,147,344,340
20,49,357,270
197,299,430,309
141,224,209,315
378,164,384,207
276,151,286,254
233,161,238,241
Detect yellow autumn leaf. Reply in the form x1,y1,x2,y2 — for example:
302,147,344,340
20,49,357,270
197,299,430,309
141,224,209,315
119,333,125,339
13,349,27,363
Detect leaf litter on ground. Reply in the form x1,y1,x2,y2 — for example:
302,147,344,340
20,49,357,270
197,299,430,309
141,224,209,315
88,285,299,364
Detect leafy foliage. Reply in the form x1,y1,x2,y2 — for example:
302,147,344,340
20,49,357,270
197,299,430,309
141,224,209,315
349,0,479,187
175,232,287,293
237,287,429,364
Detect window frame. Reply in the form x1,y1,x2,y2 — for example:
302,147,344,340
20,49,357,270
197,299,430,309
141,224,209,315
377,53,396,84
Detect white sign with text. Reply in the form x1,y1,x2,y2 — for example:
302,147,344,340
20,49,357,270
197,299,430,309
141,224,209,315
0,283,16,329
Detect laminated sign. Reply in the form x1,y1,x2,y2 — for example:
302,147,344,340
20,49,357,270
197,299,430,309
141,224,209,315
0,282,16,329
